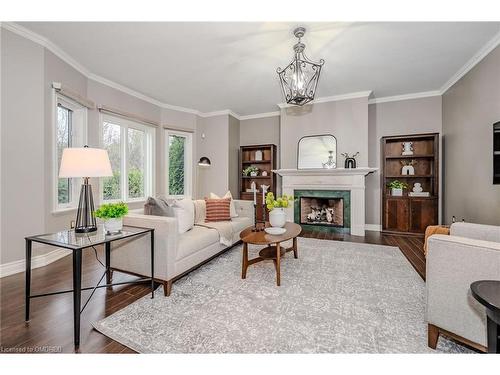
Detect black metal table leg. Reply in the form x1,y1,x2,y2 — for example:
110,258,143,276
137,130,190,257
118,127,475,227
487,315,500,353
72,249,82,347
25,239,32,322
151,230,155,299
105,242,111,286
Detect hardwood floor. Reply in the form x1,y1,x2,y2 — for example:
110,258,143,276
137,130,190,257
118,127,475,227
0,231,425,353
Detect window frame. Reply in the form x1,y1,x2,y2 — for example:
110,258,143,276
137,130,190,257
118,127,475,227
52,93,88,213
99,113,155,204
165,129,193,199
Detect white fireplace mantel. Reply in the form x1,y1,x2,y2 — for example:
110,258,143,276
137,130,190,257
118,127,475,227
273,168,377,177
273,167,378,236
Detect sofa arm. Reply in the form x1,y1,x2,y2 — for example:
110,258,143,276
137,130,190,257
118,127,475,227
426,234,500,346
110,213,178,281
234,199,255,219
450,222,500,243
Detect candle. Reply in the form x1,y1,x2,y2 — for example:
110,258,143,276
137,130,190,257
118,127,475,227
261,185,269,205
252,181,256,204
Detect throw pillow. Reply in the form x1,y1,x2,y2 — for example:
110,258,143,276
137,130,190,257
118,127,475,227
210,191,238,218
205,198,231,222
144,196,174,216
172,198,195,234
193,199,206,223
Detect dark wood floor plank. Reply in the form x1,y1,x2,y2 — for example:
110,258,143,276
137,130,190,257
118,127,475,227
1,230,425,353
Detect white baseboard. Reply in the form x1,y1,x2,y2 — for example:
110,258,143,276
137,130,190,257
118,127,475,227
365,224,382,232
0,249,71,278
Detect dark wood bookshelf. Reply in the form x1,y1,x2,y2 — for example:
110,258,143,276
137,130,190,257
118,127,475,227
239,144,277,220
381,133,439,236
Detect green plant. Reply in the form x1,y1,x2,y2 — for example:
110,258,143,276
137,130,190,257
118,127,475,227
265,192,294,211
387,180,409,190
243,166,259,176
94,202,129,219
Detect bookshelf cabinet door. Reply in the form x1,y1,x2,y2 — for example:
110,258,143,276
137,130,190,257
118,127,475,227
384,198,409,232
409,198,438,233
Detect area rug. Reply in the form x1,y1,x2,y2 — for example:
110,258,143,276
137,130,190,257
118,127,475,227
93,238,473,353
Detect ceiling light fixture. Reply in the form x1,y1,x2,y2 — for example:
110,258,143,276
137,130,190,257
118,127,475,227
277,27,325,106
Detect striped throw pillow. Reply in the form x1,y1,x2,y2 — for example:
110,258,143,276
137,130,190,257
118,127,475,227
205,198,231,222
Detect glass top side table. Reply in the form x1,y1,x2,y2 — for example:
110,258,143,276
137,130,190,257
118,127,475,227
25,225,155,348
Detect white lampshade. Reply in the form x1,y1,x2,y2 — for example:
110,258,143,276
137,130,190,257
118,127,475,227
59,147,113,178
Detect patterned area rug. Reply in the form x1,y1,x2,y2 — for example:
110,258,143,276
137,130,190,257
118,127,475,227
93,238,473,353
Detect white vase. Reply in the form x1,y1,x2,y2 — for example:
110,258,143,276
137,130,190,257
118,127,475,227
104,218,123,234
391,188,403,196
250,171,258,177
269,207,286,228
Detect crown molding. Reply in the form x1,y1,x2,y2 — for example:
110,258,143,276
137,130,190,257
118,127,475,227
368,90,441,105
239,111,281,121
198,109,241,120
440,28,500,95
277,91,372,109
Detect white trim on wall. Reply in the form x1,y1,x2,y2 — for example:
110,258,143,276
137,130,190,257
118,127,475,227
239,111,281,121
2,22,500,125
365,224,382,232
0,249,70,278
440,29,500,94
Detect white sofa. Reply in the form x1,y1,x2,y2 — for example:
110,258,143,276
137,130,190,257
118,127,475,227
426,222,500,351
110,199,254,296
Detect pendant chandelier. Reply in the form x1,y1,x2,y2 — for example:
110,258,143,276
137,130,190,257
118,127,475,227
277,27,325,106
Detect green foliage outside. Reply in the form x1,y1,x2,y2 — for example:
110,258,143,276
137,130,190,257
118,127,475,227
94,202,129,219
128,168,144,198
58,179,70,204
265,192,294,211
169,136,185,195
387,180,409,189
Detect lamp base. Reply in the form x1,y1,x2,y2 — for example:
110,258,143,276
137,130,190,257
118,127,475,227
75,177,97,233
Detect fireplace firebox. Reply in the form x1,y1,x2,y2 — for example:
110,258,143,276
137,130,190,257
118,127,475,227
294,190,350,233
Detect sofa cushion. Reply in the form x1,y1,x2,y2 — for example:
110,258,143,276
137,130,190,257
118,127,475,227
144,196,173,216
230,216,253,234
171,198,195,234
205,198,231,222
210,191,238,218
193,199,206,224
176,226,220,260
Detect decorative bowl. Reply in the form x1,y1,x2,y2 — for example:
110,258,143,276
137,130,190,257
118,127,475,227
264,227,286,235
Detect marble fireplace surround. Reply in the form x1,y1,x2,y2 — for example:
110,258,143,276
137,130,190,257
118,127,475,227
273,168,377,236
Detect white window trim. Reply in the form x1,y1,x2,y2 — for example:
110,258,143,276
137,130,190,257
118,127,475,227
99,113,155,204
52,91,88,213
165,129,193,199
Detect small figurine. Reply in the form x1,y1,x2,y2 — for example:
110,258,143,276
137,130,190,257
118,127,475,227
401,160,416,175
402,142,414,156
341,152,359,169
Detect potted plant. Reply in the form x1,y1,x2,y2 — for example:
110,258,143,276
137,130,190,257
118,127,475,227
94,202,129,234
265,192,293,228
387,180,409,196
243,166,259,177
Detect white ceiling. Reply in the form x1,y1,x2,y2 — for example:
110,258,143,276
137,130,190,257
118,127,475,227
18,22,500,116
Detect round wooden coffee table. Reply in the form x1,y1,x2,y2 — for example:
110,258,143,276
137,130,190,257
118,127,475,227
239,222,302,286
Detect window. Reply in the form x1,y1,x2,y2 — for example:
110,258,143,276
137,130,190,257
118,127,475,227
54,95,87,211
165,130,192,198
101,114,155,202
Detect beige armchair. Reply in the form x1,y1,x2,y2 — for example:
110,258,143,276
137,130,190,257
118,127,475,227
426,222,500,351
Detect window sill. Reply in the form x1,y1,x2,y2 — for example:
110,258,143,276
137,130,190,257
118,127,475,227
52,207,77,216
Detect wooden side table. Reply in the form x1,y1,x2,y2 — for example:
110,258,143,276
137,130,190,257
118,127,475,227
470,280,500,353
239,222,302,286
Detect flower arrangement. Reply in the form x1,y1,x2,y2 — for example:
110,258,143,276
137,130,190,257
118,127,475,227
265,192,293,211
243,166,259,176
94,202,129,219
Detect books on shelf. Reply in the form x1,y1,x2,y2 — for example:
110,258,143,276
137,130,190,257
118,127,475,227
408,192,430,197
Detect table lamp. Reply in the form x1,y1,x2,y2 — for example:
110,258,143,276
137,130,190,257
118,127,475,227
59,146,113,233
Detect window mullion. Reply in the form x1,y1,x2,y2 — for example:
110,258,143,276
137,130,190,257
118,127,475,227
122,125,128,201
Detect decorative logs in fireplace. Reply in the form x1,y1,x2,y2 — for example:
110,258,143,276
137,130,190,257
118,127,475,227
300,197,344,227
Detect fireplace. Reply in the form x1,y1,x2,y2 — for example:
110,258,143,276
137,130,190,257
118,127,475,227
300,197,344,227
293,189,351,233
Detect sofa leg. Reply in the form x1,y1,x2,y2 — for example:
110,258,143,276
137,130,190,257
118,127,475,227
163,280,173,297
428,323,439,349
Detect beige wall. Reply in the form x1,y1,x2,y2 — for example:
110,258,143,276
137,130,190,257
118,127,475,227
240,116,280,148
442,45,500,225
228,115,240,198
366,96,443,226
1,30,46,264
280,97,369,169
